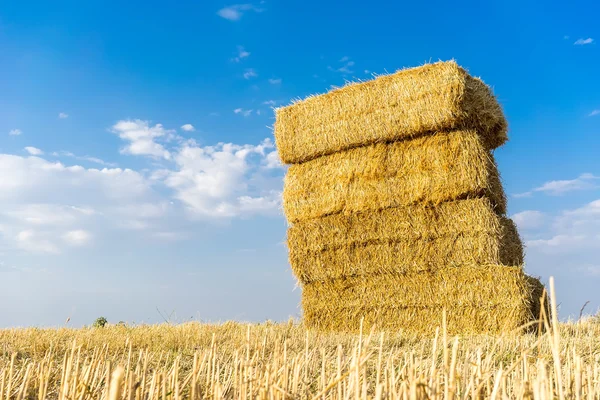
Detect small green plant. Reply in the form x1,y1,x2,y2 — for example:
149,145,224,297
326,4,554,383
92,317,108,328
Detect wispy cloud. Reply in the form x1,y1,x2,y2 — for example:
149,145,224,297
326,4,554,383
232,46,250,62
588,110,600,117
111,119,173,160
58,112,69,119
574,38,594,45
513,173,599,198
15,230,60,254
217,4,263,21
243,69,258,79
24,147,43,156
51,151,117,167
181,124,196,132
268,78,282,85
263,100,277,106
63,230,92,246
234,108,253,117
328,56,355,74
9,129,22,136
511,210,545,230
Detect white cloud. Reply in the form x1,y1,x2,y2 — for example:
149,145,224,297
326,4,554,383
232,46,250,62
3,204,96,226
111,119,173,160
63,230,92,246
58,112,69,119
0,119,285,258
152,231,187,241
512,210,545,230
15,230,60,254
0,153,163,254
268,78,282,85
264,151,283,169
243,69,258,79
329,57,355,74
9,129,22,136
514,173,599,197
24,147,43,156
217,4,263,21
161,138,282,217
527,234,588,250
51,151,117,167
181,124,196,132
574,38,594,45
521,198,600,255
0,154,151,204
263,100,277,106
338,61,355,74
234,108,253,117
589,110,600,117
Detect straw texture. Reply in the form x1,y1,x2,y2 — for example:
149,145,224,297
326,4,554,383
290,221,523,284
283,130,506,223
302,266,544,335
274,60,507,164
287,197,511,253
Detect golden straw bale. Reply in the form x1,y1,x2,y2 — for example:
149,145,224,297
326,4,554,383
303,305,531,336
287,197,512,253
302,267,544,335
290,221,523,284
274,60,507,164
283,130,506,223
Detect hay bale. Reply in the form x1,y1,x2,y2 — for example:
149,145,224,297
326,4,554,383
290,222,523,284
287,197,511,253
274,60,507,164
302,266,544,335
283,130,506,223
303,305,531,336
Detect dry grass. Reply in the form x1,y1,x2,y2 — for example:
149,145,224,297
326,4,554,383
274,60,507,164
282,130,506,223
0,280,597,399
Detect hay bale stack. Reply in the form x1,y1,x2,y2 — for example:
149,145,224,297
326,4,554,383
274,60,545,335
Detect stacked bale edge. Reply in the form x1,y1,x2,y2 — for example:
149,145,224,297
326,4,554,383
274,60,508,164
303,266,545,335
283,130,507,223
290,226,523,284
273,60,546,335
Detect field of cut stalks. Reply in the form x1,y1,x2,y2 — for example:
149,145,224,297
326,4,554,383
1,286,599,399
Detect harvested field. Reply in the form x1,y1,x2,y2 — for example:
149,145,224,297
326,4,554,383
274,60,507,164
283,130,506,223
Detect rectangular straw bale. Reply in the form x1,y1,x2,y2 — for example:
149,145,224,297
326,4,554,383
303,305,532,336
302,266,530,310
283,130,506,223
302,267,544,335
287,197,510,253
274,60,508,164
290,221,523,284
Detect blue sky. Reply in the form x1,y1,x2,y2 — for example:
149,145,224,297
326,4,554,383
0,0,599,327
